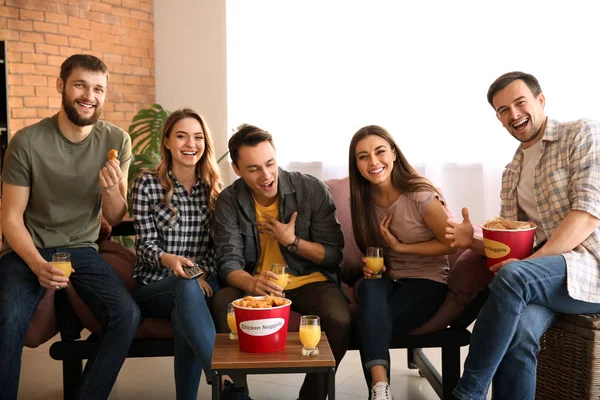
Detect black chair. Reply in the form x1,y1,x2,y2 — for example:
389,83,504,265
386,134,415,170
49,220,488,400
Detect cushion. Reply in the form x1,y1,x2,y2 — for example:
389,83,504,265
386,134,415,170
409,249,490,334
325,177,364,285
133,317,173,339
24,288,58,348
96,216,113,243
98,239,136,293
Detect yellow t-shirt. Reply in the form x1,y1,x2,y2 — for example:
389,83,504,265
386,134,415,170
285,271,327,290
254,196,286,274
252,196,327,290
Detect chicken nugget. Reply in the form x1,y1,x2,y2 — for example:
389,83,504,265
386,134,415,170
516,221,534,229
257,300,272,308
107,149,118,161
271,297,285,306
488,222,505,229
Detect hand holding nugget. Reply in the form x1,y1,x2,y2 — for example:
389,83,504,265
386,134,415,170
107,149,118,160
99,148,123,190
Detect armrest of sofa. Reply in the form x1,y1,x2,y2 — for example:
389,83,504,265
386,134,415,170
24,288,59,348
409,249,491,334
109,220,135,237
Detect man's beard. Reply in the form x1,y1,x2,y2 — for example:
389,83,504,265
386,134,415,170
62,91,102,127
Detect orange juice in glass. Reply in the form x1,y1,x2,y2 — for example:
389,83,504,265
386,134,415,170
366,247,384,279
300,315,321,356
270,263,289,297
227,303,237,340
52,252,72,279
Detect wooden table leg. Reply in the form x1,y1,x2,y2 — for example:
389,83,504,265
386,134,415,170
328,367,335,399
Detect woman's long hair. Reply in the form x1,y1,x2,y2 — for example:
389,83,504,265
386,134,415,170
153,108,221,217
348,125,441,253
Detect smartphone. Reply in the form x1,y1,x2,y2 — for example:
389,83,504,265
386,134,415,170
182,264,204,279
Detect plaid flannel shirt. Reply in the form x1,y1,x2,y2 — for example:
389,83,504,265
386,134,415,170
500,118,600,302
132,171,216,285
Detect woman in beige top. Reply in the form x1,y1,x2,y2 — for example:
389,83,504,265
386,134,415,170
348,125,456,400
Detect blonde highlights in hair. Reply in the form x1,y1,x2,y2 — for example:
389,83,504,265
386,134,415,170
152,108,222,221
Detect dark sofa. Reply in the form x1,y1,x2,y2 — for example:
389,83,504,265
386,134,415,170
23,177,491,399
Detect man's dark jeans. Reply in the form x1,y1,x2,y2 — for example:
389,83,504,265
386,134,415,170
0,247,140,400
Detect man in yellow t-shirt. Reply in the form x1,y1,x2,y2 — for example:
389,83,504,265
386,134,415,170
213,124,351,400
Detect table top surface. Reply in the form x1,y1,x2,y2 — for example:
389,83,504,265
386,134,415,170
211,332,335,370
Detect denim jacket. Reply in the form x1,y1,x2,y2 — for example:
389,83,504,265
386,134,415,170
214,168,344,285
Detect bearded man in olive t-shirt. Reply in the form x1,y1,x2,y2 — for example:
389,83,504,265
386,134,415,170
0,54,140,400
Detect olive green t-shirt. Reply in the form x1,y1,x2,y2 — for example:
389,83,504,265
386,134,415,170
1,114,132,250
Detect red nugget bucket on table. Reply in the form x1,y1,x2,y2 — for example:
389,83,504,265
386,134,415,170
482,220,536,268
233,296,292,353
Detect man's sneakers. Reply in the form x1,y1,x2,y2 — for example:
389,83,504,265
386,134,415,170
371,381,393,400
222,380,253,400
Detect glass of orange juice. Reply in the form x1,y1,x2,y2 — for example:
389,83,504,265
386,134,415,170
270,263,289,297
300,315,321,356
227,303,238,340
366,247,384,279
52,253,72,285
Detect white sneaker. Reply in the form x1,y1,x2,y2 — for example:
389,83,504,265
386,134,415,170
371,381,393,400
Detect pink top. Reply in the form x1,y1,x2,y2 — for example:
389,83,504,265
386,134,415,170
372,191,449,285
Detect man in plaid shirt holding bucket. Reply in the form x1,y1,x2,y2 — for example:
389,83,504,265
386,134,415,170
447,71,600,400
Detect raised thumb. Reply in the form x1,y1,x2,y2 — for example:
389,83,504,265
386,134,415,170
461,207,471,223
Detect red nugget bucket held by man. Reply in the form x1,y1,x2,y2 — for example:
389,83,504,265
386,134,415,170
233,296,292,353
481,217,536,268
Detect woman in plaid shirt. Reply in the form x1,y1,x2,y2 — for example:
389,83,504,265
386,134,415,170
131,109,234,399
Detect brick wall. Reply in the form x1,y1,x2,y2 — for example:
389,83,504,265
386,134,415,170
0,0,155,137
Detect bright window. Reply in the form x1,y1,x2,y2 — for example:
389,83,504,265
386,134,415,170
226,0,600,220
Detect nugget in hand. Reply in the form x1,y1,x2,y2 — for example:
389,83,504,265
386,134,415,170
107,149,118,161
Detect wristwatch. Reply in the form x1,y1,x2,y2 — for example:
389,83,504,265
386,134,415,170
287,236,300,253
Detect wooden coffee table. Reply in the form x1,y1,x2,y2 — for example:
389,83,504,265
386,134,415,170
211,332,336,399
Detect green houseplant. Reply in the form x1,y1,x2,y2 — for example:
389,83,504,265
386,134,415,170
127,103,169,185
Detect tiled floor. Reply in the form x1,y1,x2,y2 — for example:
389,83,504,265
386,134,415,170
19,332,484,399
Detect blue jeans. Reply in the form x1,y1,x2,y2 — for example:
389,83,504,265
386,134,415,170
357,277,448,393
134,275,219,400
0,248,141,400
454,256,600,400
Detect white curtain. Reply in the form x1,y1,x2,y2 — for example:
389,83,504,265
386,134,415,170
226,0,600,225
